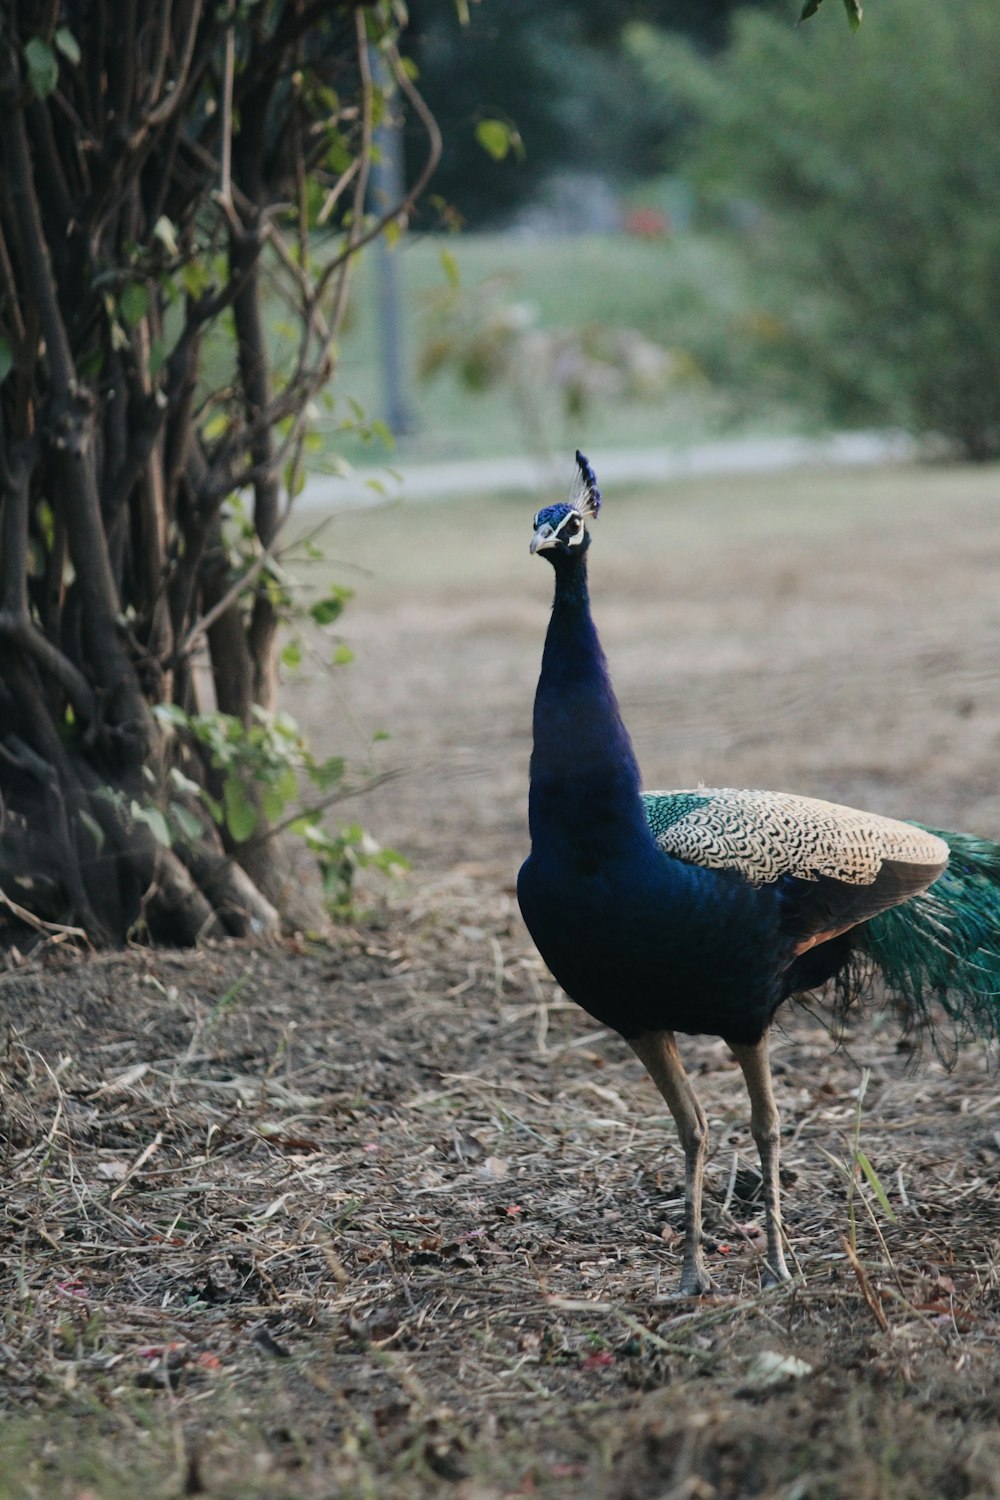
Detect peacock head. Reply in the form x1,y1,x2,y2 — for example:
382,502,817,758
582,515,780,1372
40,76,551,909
530,451,601,561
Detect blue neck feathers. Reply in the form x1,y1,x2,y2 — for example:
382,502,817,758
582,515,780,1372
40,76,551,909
528,551,651,856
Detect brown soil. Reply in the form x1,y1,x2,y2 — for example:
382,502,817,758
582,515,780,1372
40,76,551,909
1,462,998,1499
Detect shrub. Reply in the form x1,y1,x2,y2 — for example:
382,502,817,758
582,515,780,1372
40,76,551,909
629,0,1000,459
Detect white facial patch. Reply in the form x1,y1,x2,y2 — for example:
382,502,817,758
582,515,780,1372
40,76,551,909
554,511,585,546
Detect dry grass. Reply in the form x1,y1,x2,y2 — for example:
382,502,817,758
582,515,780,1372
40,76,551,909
2,462,1000,1496
1,882,998,1498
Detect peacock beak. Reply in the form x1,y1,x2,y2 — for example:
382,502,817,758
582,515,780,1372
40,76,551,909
530,524,557,554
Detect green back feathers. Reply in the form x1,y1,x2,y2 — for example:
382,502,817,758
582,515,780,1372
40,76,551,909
642,791,715,841
845,826,1000,1045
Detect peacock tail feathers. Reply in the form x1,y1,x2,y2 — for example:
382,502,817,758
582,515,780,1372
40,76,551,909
641,790,1000,1046
847,827,1000,1045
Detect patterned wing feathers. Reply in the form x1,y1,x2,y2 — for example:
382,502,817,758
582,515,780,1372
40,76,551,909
642,787,949,890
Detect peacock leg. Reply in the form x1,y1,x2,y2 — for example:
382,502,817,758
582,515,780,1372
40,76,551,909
727,1032,792,1287
628,1030,713,1296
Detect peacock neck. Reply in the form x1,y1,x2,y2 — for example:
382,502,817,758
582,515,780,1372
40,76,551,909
528,552,649,851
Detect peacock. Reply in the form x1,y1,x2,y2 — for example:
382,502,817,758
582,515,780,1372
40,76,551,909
517,451,1000,1296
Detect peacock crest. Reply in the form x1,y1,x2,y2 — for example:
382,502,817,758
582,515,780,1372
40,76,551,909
568,450,601,519
530,451,602,551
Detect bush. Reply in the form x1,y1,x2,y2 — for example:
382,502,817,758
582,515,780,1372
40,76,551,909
629,0,1000,459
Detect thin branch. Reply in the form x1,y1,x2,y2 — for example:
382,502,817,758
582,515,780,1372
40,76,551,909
311,36,444,298
174,537,281,663
3,92,76,397
137,1,175,123
0,221,26,347
136,0,204,137
218,0,236,207
0,884,89,943
211,29,445,504
316,156,362,227
0,424,33,613
205,767,405,873
194,10,382,510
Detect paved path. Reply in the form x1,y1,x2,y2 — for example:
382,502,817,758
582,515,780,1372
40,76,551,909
297,431,916,512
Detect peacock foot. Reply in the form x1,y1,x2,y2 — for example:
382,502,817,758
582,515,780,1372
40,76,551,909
760,1254,792,1290
676,1259,715,1297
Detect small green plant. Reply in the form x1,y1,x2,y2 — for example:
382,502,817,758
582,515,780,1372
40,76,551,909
821,1068,897,1258
148,702,406,916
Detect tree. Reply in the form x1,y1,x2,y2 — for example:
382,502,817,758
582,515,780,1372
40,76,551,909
0,1,440,945
629,0,1000,460
405,0,773,229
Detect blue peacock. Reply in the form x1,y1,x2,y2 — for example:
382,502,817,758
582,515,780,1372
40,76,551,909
517,451,1000,1296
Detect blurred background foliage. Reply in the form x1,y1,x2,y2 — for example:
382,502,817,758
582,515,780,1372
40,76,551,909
333,0,1000,468
627,0,1000,460
405,0,766,229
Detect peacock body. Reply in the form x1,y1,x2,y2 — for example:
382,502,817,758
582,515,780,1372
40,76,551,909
518,452,1000,1295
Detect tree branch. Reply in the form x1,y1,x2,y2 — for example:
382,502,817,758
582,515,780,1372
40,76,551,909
0,613,97,730
174,536,280,664
2,84,76,397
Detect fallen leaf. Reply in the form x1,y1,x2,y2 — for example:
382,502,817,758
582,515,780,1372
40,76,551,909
581,1351,615,1370
740,1350,813,1391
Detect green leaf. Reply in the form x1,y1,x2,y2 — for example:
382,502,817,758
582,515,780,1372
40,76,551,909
0,336,12,384
181,260,213,298
199,789,223,824
475,119,513,161
223,776,258,843
310,586,353,627
332,643,354,667
154,702,190,728
301,822,339,853
281,638,303,670
120,282,149,328
54,27,81,64
25,37,58,100
855,1150,897,1221
283,460,306,499
276,767,298,803
799,0,821,18
168,801,203,842
153,215,180,257
168,766,202,797
77,810,105,855
261,784,286,822
439,248,461,289
131,802,172,848
202,411,229,441
311,754,345,791
148,337,167,378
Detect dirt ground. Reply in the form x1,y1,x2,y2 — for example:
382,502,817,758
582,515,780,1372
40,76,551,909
1,461,999,1498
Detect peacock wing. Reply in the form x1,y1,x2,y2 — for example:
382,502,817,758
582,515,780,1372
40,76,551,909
642,787,949,952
